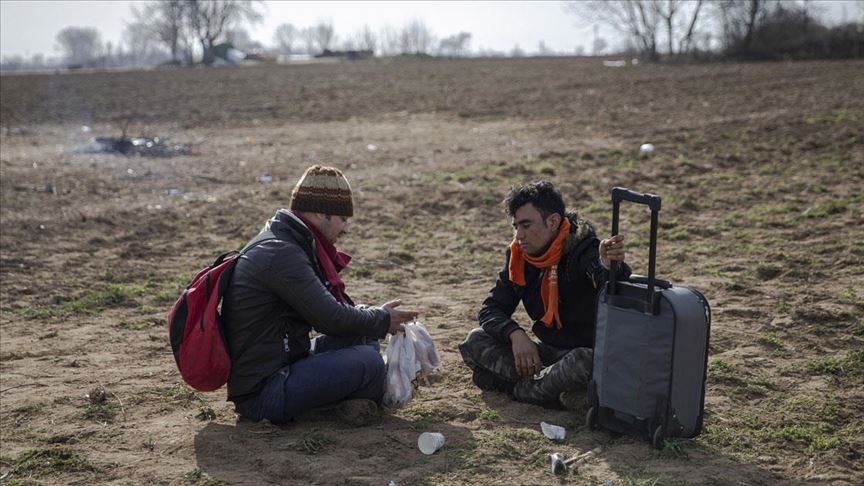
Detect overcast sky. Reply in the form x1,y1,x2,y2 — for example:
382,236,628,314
1,0,858,59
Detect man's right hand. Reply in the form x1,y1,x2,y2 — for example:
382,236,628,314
382,299,419,335
510,329,542,378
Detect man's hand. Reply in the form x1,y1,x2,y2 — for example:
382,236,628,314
382,299,419,335
510,329,542,378
599,234,626,269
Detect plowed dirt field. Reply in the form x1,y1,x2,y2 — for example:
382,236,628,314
2,57,863,484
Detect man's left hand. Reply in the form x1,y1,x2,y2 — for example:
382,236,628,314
599,234,626,269
382,299,419,334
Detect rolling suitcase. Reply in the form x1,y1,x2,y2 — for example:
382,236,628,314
587,187,711,447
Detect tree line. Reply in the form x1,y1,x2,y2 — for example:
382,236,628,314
2,0,862,72
569,0,864,61
1,0,477,71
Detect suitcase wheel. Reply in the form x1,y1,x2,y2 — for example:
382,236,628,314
651,425,664,449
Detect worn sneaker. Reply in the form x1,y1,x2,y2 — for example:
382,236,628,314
305,398,380,427
331,399,380,427
472,368,515,394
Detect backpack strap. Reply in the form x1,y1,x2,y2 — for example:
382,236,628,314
216,234,280,298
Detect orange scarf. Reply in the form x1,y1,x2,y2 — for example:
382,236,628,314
508,218,570,329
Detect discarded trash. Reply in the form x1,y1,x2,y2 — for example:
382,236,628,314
603,60,627,67
367,144,378,152
546,447,603,475
79,135,200,158
417,432,445,455
541,421,566,441
548,452,567,475
81,125,91,133
258,175,273,184
639,143,655,156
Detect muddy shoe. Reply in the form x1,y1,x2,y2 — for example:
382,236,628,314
330,399,380,427
472,368,515,394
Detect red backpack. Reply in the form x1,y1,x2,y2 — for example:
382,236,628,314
168,238,274,391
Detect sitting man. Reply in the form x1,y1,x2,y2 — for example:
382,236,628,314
223,165,418,425
460,181,629,408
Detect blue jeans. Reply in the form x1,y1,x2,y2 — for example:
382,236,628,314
234,335,385,424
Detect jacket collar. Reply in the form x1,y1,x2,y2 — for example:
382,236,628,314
563,211,595,254
266,209,314,246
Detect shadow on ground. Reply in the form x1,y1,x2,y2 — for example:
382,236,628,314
195,414,474,485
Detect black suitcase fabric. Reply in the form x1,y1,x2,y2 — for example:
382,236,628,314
588,187,711,447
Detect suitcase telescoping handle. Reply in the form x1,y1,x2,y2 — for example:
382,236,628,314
609,187,662,313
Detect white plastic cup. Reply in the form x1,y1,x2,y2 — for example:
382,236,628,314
417,432,445,455
540,421,566,441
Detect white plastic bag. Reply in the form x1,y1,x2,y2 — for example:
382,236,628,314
382,321,440,408
405,321,441,374
382,330,417,408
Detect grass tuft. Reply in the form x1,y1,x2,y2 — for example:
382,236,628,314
808,350,864,382
294,432,334,455
9,447,97,477
477,409,500,421
195,407,217,421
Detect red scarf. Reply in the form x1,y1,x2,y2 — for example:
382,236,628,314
293,213,353,305
508,218,570,329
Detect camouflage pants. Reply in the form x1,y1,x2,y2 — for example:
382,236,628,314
459,328,593,406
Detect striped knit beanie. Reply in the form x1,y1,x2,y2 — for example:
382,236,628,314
289,165,354,217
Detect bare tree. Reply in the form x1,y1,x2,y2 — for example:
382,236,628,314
537,40,552,56
679,0,705,54
300,26,317,54
313,19,336,52
438,32,471,57
742,0,764,50
400,19,434,54
131,1,190,64
123,22,167,65
186,0,263,64
378,25,400,56
714,0,768,52
273,23,297,54
653,0,680,55
355,24,377,53
567,1,661,60
56,26,103,66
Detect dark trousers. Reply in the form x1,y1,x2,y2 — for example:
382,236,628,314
459,328,593,405
235,335,385,424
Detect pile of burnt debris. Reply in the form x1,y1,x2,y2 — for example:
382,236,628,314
79,124,200,157
80,136,200,157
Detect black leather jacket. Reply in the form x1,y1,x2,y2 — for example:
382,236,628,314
222,210,390,401
478,213,631,349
